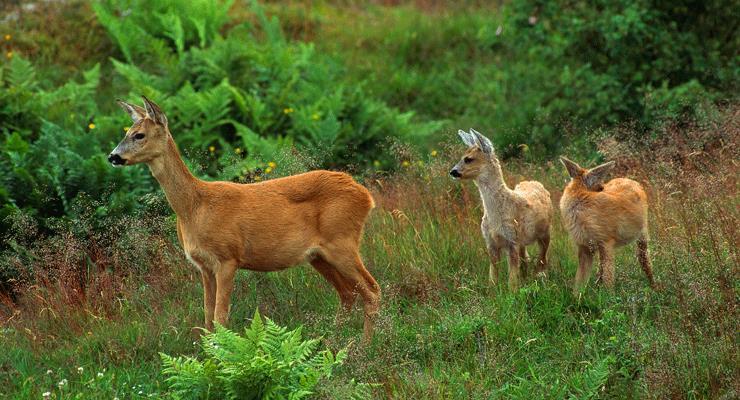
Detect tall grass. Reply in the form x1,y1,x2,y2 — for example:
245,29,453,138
1,110,737,398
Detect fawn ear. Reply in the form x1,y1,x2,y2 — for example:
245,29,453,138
470,128,494,154
458,129,476,147
584,161,615,189
117,100,146,123
141,95,168,127
559,156,583,178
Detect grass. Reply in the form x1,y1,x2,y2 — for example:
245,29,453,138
1,118,737,399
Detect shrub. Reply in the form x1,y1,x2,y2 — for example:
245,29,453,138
0,55,150,235
94,0,441,175
160,309,370,399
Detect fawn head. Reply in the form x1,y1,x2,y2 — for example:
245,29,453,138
108,96,169,167
450,128,497,179
559,156,615,191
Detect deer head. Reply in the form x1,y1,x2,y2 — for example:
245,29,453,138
559,156,615,191
108,96,170,167
449,128,498,180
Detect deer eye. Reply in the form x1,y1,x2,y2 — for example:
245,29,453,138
133,133,145,140
464,157,474,164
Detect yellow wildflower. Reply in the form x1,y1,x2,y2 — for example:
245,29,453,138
268,161,277,169
283,107,294,114
208,145,215,153
6,51,13,59
373,160,381,168
235,147,242,154
4,34,11,41
431,150,438,157
402,160,410,167
265,167,273,174
88,123,96,130
123,126,129,132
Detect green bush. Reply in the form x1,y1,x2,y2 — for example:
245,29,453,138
94,0,440,175
318,0,737,156
160,309,370,399
0,56,150,235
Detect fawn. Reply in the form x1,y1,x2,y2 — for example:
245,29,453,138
559,157,654,293
108,97,380,341
450,129,552,290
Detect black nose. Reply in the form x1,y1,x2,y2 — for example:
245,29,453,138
108,153,125,165
450,169,462,178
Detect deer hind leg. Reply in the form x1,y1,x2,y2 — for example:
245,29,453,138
200,269,217,331
310,255,357,323
507,244,521,291
322,244,380,343
636,233,655,287
213,260,238,327
598,241,616,289
574,244,595,294
536,233,550,276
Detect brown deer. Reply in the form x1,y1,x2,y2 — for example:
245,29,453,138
108,97,380,341
450,129,552,290
559,157,654,293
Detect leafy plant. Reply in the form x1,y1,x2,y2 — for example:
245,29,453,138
95,0,440,175
160,309,367,399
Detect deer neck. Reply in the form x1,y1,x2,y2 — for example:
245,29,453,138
474,159,514,218
147,136,200,218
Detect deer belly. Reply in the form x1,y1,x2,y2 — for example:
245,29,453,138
240,238,314,271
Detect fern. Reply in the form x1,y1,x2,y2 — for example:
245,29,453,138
160,309,366,399
567,356,614,399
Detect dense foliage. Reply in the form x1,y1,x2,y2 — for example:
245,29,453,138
320,0,736,155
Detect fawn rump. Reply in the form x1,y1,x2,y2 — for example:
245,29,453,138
559,156,654,292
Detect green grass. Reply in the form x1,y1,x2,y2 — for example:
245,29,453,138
1,150,736,399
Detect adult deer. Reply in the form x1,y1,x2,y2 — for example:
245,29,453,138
450,129,552,290
559,157,654,293
108,97,380,341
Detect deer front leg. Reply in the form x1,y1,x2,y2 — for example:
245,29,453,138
214,261,238,327
482,224,501,284
486,242,502,284
574,244,595,294
598,241,616,289
507,244,521,291
201,269,216,331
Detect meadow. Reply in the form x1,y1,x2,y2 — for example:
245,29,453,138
0,0,738,399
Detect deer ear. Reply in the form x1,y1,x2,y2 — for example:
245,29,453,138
559,156,583,179
141,95,168,127
584,161,615,189
457,129,476,147
117,100,146,123
470,128,494,154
